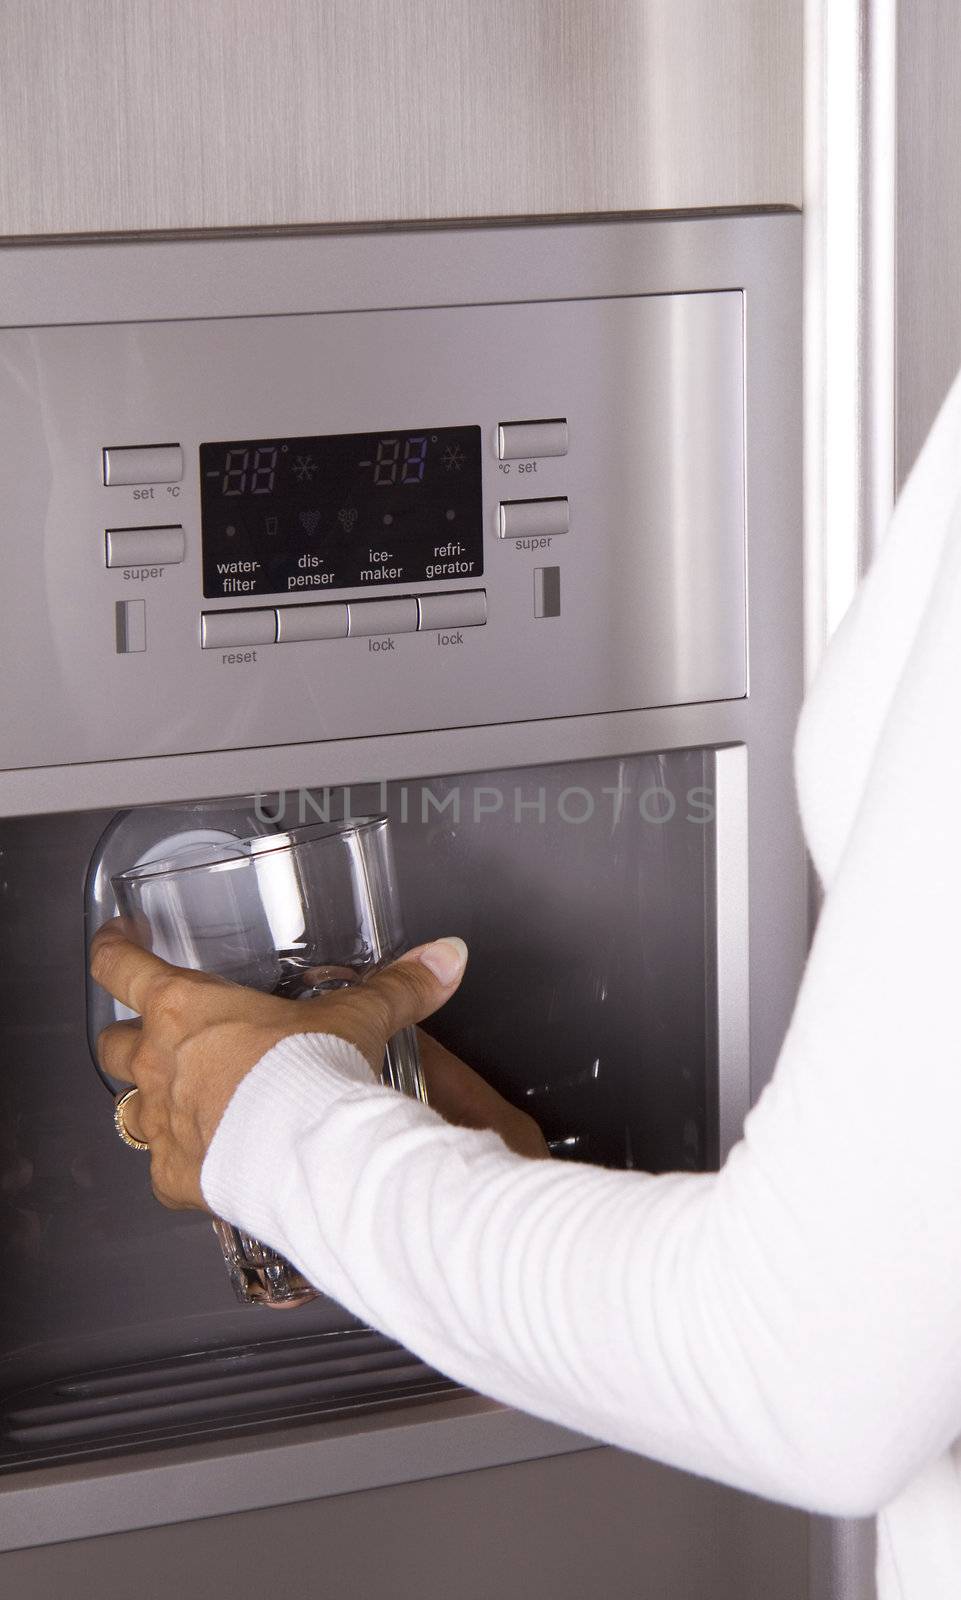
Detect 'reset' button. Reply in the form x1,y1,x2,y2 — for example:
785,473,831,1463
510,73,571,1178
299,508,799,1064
348,598,418,637
498,497,569,539
103,445,184,486
201,609,277,649
417,590,487,630
497,419,568,461
106,526,185,568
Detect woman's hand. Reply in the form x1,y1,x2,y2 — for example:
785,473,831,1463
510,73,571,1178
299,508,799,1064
90,924,548,1215
91,923,470,1213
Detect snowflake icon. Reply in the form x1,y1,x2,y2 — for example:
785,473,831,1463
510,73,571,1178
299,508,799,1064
442,444,465,472
293,454,318,484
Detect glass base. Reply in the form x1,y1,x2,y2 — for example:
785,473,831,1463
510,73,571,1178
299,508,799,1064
211,1218,317,1308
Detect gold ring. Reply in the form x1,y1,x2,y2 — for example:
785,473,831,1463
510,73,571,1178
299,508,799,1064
114,1086,149,1151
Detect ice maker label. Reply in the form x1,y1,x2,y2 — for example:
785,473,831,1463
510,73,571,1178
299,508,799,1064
200,425,483,598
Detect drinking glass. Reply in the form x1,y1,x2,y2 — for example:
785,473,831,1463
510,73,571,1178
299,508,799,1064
110,816,425,1307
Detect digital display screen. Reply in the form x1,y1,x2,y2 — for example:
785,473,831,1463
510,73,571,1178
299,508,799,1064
200,425,483,599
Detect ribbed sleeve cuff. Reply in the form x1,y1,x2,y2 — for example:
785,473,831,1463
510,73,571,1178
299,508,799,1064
199,1031,381,1245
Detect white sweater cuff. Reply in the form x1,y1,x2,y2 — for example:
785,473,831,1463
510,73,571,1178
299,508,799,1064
199,1031,382,1241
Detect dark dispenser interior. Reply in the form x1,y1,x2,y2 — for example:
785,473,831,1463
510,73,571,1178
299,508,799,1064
0,748,718,1475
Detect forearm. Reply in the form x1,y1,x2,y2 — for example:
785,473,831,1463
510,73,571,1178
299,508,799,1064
201,1026,956,1518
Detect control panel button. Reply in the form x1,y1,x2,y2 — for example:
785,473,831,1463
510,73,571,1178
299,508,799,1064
277,603,349,643
417,590,487,631
201,609,277,649
115,599,147,654
103,445,184,486
105,525,185,568
498,497,570,540
497,419,568,461
348,598,418,637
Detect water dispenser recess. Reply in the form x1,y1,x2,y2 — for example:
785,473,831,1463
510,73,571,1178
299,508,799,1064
0,744,721,1475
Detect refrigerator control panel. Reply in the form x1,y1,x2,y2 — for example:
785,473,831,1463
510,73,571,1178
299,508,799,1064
0,292,745,768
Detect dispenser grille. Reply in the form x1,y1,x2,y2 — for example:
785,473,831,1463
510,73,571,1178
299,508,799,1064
0,1329,458,1472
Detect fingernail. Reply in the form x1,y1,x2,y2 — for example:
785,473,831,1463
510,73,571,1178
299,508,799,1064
419,937,468,985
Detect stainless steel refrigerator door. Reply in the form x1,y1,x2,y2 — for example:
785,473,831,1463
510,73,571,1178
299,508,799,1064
0,215,806,1594
0,1,802,236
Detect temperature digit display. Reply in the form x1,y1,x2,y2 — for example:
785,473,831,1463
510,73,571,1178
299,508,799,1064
199,425,483,598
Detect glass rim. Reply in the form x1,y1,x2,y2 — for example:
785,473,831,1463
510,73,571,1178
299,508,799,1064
111,813,389,887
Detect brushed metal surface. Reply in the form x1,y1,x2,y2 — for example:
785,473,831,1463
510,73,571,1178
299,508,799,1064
0,0,802,238
713,746,750,1162
0,1448,809,1600
809,1514,878,1600
896,0,961,484
0,286,747,768
0,217,806,1569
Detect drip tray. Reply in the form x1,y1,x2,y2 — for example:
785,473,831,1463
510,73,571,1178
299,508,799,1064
0,1328,459,1474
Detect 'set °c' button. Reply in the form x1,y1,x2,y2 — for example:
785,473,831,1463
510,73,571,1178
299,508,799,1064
103,445,184,486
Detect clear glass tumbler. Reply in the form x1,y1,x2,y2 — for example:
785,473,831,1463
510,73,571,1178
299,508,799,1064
110,816,425,1307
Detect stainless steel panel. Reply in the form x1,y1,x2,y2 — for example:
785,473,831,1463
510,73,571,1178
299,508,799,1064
712,745,750,1161
896,0,961,484
0,2,802,238
809,1515,878,1600
0,284,746,768
0,214,792,331
0,216,806,1564
0,1448,809,1600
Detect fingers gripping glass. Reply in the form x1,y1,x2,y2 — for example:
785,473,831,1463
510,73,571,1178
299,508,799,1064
108,817,425,1307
